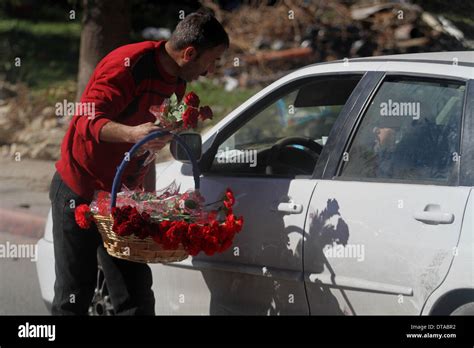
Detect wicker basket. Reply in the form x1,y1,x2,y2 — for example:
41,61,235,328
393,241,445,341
93,130,201,264
94,214,188,263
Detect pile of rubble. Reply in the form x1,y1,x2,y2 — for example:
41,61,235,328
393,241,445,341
209,0,472,87
0,81,74,161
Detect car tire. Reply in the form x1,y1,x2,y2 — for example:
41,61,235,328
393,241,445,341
88,265,115,316
450,302,474,315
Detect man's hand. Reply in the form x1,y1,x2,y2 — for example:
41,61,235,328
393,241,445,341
141,134,173,151
130,122,173,152
128,122,160,143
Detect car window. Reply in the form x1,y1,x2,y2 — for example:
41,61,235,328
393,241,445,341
339,76,465,184
210,76,362,176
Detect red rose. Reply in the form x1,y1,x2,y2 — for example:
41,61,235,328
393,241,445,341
112,210,134,236
207,210,218,222
159,220,172,233
225,188,235,206
202,232,219,256
131,210,152,239
162,220,188,250
173,220,189,237
223,188,235,211
75,204,93,229
159,103,169,114
217,223,234,253
96,191,110,215
183,92,200,108
225,214,244,234
184,223,203,256
223,201,233,211
222,215,235,235
182,107,200,129
199,106,213,121
114,222,133,237
235,216,244,233
149,104,168,117
135,222,150,239
113,206,133,223
111,206,151,237
149,222,162,244
201,221,222,256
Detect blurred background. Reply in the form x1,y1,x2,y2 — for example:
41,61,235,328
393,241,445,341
0,0,473,163
0,0,472,314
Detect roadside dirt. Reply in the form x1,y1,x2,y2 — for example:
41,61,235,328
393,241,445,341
0,156,55,218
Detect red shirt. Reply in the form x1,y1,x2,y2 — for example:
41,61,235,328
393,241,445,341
56,40,186,201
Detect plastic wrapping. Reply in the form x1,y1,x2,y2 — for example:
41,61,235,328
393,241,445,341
90,180,206,221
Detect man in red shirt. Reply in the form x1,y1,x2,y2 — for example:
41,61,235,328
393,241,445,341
49,11,229,315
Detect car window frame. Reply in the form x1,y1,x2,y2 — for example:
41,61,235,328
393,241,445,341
198,72,369,179
460,79,474,187
316,71,385,179
331,72,469,187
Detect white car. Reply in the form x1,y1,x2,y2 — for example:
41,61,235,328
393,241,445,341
37,51,474,315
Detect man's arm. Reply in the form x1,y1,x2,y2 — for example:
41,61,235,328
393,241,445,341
99,121,135,143
99,121,167,144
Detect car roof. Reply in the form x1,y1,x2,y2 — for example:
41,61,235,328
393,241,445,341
286,51,474,81
348,51,474,66
304,51,474,69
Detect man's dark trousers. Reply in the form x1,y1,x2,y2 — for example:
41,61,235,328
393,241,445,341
49,171,155,315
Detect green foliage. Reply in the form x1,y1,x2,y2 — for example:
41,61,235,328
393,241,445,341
0,19,80,88
188,80,257,128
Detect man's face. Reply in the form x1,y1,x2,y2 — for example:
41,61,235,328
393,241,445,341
373,127,397,152
178,44,227,82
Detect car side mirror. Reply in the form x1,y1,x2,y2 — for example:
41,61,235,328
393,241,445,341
170,132,202,163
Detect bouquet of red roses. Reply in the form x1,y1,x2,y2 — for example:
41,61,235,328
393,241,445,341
75,184,243,257
138,91,214,170
149,91,213,130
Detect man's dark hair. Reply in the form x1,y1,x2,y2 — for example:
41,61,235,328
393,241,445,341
169,11,229,54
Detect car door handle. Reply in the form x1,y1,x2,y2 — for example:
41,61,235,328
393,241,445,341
413,211,454,224
276,202,303,214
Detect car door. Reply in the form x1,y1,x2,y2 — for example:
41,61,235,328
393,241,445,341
304,73,470,315
152,73,366,315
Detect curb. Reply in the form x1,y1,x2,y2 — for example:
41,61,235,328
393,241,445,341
0,208,46,239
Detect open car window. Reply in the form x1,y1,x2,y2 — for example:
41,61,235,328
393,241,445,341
209,75,362,177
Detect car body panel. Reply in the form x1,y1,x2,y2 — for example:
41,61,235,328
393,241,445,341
36,237,55,307
304,181,470,315
152,163,316,314
421,188,474,314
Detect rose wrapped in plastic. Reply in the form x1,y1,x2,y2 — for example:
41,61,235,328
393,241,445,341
149,91,213,131
76,184,244,257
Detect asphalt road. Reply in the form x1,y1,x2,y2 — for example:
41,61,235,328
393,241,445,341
0,232,49,315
